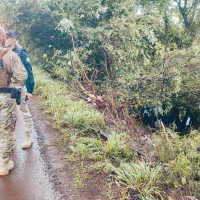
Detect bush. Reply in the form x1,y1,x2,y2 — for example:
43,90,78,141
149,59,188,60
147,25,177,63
70,137,104,161
153,129,182,163
70,132,132,162
153,129,200,198
34,68,105,132
106,162,163,200
104,132,132,162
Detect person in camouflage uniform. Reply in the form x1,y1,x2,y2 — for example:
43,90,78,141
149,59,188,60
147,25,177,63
5,31,35,149
0,28,27,176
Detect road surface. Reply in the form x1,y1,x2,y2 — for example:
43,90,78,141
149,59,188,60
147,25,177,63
0,107,57,200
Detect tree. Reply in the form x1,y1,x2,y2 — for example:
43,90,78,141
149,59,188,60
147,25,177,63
174,0,200,29
0,0,199,122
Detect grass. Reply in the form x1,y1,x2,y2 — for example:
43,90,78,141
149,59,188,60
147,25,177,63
69,132,132,162
63,101,105,132
104,132,132,162
153,129,200,198
34,68,200,199
72,161,88,189
34,68,105,133
70,137,104,161
106,162,163,200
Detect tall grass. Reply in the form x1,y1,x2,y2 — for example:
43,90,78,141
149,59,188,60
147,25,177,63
70,137,104,161
34,68,200,199
106,162,163,200
34,68,105,133
70,132,132,162
153,129,200,198
104,132,132,161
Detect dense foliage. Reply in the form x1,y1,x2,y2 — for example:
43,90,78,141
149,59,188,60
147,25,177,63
33,68,200,199
0,0,200,119
0,1,200,198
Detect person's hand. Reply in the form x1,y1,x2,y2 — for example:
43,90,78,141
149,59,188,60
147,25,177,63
25,93,33,100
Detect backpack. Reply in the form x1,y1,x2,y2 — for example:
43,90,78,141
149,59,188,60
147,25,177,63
0,49,11,88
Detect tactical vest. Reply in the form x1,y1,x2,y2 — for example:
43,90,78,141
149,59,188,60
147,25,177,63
0,50,11,88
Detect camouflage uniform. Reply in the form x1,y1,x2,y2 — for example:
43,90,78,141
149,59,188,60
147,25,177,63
0,47,27,159
0,95,16,158
4,31,35,149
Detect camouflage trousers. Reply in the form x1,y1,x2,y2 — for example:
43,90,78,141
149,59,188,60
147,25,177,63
0,94,16,159
18,89,34,134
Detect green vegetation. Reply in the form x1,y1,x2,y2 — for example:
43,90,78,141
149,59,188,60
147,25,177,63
70,131,132,162
34,69,200,199
1,0,200,117
106,162,163,200
153,129,200,198
34,68,105,133
1,0,200,199
70,137,104,161
105,132,132,162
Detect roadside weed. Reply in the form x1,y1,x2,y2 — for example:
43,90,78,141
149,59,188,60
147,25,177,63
106,162,163,200
153,129,200,197
104,132,132,162
70,137,104,161
34,68,105,132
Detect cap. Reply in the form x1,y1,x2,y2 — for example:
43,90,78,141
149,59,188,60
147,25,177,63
6,30,16,38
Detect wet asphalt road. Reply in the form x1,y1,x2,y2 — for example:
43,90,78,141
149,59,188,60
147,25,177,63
0,107,56,200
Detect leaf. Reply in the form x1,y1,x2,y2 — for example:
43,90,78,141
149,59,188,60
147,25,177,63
181,177,187,185
173,180,179,188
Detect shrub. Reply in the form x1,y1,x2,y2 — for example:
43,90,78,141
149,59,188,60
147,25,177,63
153,128,182,163
70,137,104,161
106,162,163,200
34,68,105,132
104,132,132,162
153,129,200,198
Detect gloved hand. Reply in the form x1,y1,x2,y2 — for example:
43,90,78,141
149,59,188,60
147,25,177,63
11,88,21,105
25,92,33,100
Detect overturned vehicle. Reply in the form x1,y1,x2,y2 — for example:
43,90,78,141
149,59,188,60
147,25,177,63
140,106,200,135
